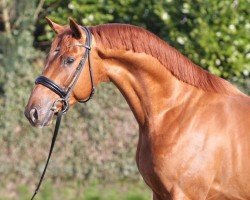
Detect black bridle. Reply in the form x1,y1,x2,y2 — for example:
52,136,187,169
30,26,95,200
35,26,95,112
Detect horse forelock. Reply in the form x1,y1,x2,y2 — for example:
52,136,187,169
50,28,86,56
90,24,236,94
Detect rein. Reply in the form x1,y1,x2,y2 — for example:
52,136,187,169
31,26,94,200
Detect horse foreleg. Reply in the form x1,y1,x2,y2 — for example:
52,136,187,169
153,192,165,200
152,189,190,200
170,186,191,200
153,192,174,200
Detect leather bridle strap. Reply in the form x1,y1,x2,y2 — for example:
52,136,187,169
35,26,95,106
30,26,94,200
31,111,63,200
35,76,67,98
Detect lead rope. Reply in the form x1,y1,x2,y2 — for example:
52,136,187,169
31,26,94,199
30,111,63,200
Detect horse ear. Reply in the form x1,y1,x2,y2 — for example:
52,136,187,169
69,17,83,39
45,17,64,34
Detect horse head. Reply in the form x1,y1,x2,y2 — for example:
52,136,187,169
25,18,103,127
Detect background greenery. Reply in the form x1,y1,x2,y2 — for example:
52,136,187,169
0,0,249,199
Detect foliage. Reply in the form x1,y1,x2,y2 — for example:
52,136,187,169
160,0,250,84
0,181,151,200
0,0,140,197
38,0,249,87
0,0,249,198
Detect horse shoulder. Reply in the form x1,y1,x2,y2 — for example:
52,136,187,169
208,94,250,199
148,93,250,199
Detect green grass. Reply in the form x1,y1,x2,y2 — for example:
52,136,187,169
0,180,151,200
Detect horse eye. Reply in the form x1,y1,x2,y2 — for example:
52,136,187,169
65,57,75,65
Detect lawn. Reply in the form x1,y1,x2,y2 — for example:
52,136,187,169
0,180,151,200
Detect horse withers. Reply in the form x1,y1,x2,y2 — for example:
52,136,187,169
25,18,250,200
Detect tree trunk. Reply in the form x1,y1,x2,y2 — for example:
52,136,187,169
1,0,11,35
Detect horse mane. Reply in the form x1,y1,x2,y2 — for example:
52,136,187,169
90,24,236,94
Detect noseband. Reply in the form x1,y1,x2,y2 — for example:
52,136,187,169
31,27,95,200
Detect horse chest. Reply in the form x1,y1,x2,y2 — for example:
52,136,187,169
136,133,175,193
136,129,211,196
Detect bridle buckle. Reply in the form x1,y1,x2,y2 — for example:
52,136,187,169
51,98,69,114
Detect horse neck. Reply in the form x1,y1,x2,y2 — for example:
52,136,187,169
95,47,205,128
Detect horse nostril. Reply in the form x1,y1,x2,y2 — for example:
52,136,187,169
30,108,39,123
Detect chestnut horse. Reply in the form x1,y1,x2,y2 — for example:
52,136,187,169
25,18,250,200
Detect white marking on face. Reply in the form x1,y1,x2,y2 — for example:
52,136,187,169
43,62,49,72
43,47,61,71
53,47,60,56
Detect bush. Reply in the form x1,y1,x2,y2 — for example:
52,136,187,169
38,0,249,89
0,0,249,198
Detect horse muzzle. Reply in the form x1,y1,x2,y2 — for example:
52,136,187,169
24,105,54,128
